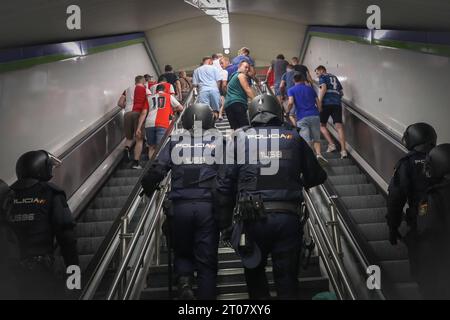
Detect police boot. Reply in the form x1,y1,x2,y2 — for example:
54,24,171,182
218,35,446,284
177,276,195,300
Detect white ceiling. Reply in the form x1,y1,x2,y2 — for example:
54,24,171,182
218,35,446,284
1,0,450,49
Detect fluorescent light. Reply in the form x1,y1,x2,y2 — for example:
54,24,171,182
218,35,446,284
221,23,230,51
185,0,230,52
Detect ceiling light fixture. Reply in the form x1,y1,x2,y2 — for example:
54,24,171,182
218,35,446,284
184,0,230,54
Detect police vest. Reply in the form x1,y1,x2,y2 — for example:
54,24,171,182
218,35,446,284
9,181,58,259
416,179,450,238
236,126,303,202
168,131,224,201
399,151,434,207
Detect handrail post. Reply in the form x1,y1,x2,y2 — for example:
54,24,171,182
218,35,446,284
119,216,132,298
328,195,343,258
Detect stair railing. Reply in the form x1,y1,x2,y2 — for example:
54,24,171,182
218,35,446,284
80,88,197,300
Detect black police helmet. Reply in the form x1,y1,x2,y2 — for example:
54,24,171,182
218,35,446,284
402,122,437,152
425,144,450,179
181,103,215,130
248,94,283,126
16,150,60,181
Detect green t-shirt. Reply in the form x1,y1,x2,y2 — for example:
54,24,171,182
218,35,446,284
224,72,248,108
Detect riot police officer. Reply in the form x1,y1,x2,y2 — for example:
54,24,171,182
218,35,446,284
387,123,437,245
141,103,223,300
5,150,79,299
216,94,327,299
411,143,450,299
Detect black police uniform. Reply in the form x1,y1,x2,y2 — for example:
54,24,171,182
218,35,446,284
411,144,450,299
5,151,78,299
141,103,223,300
216,94,327,299
387,150,432,231
386,123,437,294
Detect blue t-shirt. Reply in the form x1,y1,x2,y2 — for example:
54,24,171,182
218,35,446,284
319,73,343,106
226,64,239,82
192,65,222,92
232,55,255,67
281,71,297,92
288,83,319,120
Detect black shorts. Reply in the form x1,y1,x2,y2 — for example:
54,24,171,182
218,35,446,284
225,102,249,130
320,104,343,124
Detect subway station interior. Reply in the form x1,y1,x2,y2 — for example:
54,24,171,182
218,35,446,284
1,0,450,301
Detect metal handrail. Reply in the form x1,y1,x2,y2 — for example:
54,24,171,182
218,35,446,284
104,90,198,299
304,189,357,300
316,184,386,300
106,174,171,299
80,88,197,299
122,177,171,299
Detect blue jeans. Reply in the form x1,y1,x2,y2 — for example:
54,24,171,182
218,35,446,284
198,89,221,112
145,126,166,146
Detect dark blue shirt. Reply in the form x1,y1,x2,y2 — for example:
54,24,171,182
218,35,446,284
281,70,297,93
319,73,343,106
288,83,319,120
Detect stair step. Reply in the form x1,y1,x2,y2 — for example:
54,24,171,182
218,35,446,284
328,174,367,185
79,254,94,271
340,195,386,210
82,208,122,222
358,223,389,241
333,184,377,197
77,236,104,255
106,177,140,187
113,169,143,178
76,221,114,238
140,276,329,300
99,185,134,197
90,196,129,209
325,158,354,166
368,240,409,261
348,208,387,224
326,165,360,176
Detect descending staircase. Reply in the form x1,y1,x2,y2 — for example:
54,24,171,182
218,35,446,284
320,141,421,299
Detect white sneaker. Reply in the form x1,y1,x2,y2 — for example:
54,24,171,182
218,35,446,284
131,160,142,170
341,151,348,159
326,144,337,153
316,154,329,166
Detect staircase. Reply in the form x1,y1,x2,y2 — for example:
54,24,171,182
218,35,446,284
141,246,328,300
75,159,146,272
320,140,421,299
140,116,330,300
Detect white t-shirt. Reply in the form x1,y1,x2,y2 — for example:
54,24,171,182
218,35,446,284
124,85,135,112
222,69,229,82
145,92,182,128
